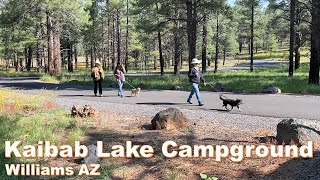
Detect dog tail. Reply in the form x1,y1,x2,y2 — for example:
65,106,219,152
219,94,225,100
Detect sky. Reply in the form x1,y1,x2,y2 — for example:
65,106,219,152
228,0,269,7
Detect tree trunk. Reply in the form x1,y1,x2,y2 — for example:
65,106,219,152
250,5,254,72
125,0,129,72
107,0,110,71
112,14,116,70
186,0,197,68
202,15,208,73
295,32,301,70
289,0,295,76
239,37,243,53
68,43,73,72
74,44,78,70
174,21,182,76
27,46,32,71
85,50,89,70
53,32,61,74
47,11,55,76
214,14,219,73
158,30,164,75
116,9,121,63
14,50,18,72
19,58,23,72
91,47,95,68
308,0,320,84
223,47,226,66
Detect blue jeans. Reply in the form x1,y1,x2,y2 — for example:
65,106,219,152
188,83,202,103
117,80,124,97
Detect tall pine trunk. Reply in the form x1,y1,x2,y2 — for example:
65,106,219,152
74,45,78,70
214,14,219,73
112,14,116,70
26,46,32,71
289,0,295,76
250,5,254,72
308,0,320,84
174,21,182,76
202,15,208,73
186,0,197,68
116,9,121,63
125,0,129,72
47,11,55,76
68,43,73,72
158,31,164,75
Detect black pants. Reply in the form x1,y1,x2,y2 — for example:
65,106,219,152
94,79,102,95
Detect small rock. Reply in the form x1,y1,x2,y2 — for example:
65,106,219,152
71,105,83,117
171,85,183,91
151,107,190,130
262,85,281,94
71,105,100,118
276,119,320,147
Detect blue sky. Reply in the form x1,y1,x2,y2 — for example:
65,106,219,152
228,0,269,7
228,0,236,4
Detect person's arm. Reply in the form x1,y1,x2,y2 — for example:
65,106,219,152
122,65,126,74
100,67,105,80
188,68,196,78
199,73,206,85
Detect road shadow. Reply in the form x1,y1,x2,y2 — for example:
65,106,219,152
136,102,188,106
210,108,230,112
239,151,320,179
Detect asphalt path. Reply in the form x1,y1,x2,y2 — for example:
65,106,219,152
0,76,319,121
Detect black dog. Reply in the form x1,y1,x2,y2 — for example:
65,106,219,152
219,94,243,111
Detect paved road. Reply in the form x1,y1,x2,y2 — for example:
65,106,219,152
125,60,285,76
0,77,319,121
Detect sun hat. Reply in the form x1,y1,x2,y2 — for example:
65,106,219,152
95,60,101,65
190,58,202,64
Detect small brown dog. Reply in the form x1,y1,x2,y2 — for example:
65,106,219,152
131,88,141,97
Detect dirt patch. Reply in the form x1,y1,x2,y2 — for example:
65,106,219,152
44,109,319,180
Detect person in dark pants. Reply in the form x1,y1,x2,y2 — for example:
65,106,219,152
91,60,105,97
187,58,206,106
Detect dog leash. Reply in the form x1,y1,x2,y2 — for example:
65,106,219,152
124,81,136,89
207,83,219,92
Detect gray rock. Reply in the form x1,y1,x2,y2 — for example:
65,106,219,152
151,107,190,130
171,85,183,91
84,145,100,164
276,119,320,147
262,85,281,94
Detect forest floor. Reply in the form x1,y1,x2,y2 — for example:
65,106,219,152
1,89,319,180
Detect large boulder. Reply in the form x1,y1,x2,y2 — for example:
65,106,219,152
276,119,320,147
262,85,281,94
151,107,190,130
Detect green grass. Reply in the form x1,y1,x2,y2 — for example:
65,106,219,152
0,89,88,179
237,49,310,62
54,62,320,94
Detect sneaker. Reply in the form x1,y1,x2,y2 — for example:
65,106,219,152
199,103,204,106
187,100,193,104
99,94,104,97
